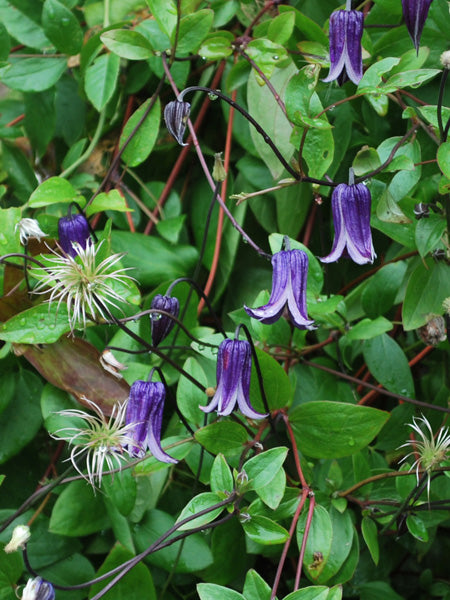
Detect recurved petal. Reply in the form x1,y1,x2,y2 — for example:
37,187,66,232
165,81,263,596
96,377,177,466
244,251,290,324
286,250,315,330
146,382,177,463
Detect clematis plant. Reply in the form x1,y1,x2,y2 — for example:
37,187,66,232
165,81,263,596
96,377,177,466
320,173,376,265
402,0,433,53
200,338,267,419
125,377,177,464
245,245,315,330
323,3,364,85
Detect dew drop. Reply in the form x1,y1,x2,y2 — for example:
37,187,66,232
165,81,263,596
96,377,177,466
19,318,26,326
273,55,279,60
348,438,355,447
151,313,162,321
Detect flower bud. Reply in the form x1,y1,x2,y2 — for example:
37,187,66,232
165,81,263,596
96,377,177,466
58,213,90,257
212,153,227,182
164,100,191,146
4,525,30,553
441,50,450,69
150,294,180,346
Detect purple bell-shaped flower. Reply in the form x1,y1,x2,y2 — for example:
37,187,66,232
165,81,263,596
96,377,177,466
402,0,433,53
125,379,177,464
200,339,267,419
22,578,55,600
323,9,364,85
245,250,315,330
58,213,90,257
320,182,376,265
150,294,180,346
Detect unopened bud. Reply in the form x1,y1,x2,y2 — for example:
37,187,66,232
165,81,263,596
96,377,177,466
164,100,191,146
4,524,30,553
212,153,227,182
441,50,450,69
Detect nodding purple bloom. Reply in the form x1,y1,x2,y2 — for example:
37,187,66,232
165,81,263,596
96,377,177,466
125,380,177,464
22,577,55,600
320,183,376,265
402,0,433,53
323,10,364,85
58,213,90,257
244,250,315,331
151,294,180,346
200,339,267,420
164,100,191,146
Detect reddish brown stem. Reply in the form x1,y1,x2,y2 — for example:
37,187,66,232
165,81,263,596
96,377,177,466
197,88,237,314
294,492,315,590
283,413,308,488
5,114,25,127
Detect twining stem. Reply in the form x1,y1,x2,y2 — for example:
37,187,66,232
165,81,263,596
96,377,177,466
294,493,315,590
282,413,308,489
338,466,450,497
302,359,450,414
271,491,308,600
198,89,237,315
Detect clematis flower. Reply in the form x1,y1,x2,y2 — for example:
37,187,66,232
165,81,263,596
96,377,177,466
200,339,267,419
16,218,48,246
150,294,180,346
51,398,137,487
245,250,315,330
320,182,376,265
58,213,91,257
125,379,177,464
164,100,191,146
31,239,134,331
402,0,433,53
22,577,55,600
323,9,364,85
399,414,450,499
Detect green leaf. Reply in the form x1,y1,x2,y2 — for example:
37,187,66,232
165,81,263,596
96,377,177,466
403,259,450,330
0,207,21,254
28,176,80,208
243,514,289,545
243,569,272,600
0,0,50,49
0,303,72,344
352,146,381,177
256,467,286,510
197,583,245,600
102,469,137,517
249,347,294,411
146,0,177,37
42,0,83,55
381,69,440,93
437,140,450,178
50,480,110,536
198,31,233,60
210,454,234,495
357,57,400,93
415,215,446,257
312,508,354,584
86,189,131,217
174,9,213,54
195,421,250,456
134,509,213,573
268,11,295,45
0,543,23,594
120,97,161,166
101,29,153,60
247,64,296,179
111,231,198,288
85,52,120,111
39,553,95,598
88,544,156,600
246,38,290,79
363,333,414,397
176,492,225,530
361,262,407,318
290,401,389,459
283,588,331,600
0,57,67,92
0,370,42,464
362,517,379,565
24,90,56,157
406,514,429,542
297,504,333,579
346,316,393,341
176,357,209,426
243,447,288,491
